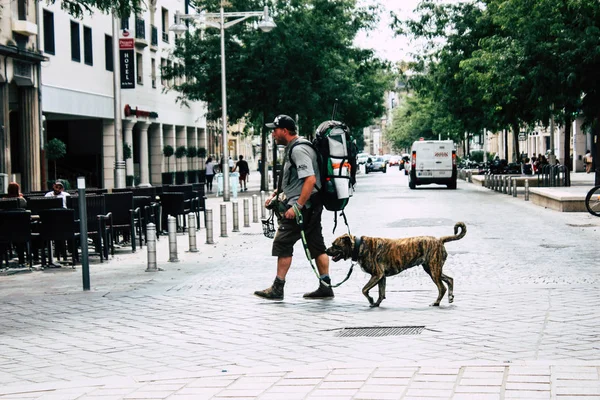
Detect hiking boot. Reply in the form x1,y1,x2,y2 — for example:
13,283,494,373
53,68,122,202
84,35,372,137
303,277,334,299
254,277,285,300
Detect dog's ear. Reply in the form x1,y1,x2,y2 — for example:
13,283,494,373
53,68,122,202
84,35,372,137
342,234,353,248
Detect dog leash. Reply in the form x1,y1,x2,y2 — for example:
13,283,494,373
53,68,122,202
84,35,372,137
293,204,355,288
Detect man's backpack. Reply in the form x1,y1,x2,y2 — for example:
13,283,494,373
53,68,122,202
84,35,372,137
289,120,357,231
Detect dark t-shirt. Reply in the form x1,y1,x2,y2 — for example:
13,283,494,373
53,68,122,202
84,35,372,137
236,160,250,174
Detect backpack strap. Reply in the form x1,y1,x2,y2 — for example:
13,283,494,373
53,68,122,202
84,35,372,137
286,139,320,189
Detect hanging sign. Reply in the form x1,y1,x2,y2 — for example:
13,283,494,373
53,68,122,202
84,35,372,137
119,38,135,89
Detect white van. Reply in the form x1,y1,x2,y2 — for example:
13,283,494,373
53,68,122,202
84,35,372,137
408,140,457,189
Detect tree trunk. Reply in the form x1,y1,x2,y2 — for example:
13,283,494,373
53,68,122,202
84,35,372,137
512,121,520,162
261,111,269,191
563,114,572,187
504,129,509,160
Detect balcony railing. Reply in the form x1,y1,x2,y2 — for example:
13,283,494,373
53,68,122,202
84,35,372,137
135,18,145,40
162,31,169,43
151,25,158,47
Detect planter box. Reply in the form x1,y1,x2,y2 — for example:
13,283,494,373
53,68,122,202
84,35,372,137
162,172,174,185
187,171,197,183
175,171,186,185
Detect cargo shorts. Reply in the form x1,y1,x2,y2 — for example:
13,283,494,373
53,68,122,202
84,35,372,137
272,196,326,258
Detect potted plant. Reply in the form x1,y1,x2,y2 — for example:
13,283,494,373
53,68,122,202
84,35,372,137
186,146,197,183
124,143,134,186
45,138,66,186
175,145,187,184
162,145,174,184
197,147,207,184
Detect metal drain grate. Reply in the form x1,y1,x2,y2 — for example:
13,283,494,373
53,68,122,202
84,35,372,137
335,326,424,337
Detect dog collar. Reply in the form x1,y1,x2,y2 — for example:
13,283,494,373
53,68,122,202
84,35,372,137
351,236,362,261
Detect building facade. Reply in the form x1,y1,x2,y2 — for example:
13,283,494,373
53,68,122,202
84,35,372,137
0,0,47,193
39,0,207,190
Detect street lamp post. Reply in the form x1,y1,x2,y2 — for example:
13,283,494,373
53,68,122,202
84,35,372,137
170,6,276,202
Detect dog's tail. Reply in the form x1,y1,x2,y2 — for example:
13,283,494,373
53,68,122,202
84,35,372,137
440,222,467,243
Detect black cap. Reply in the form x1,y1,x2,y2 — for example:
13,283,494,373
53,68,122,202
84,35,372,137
265,115,297,131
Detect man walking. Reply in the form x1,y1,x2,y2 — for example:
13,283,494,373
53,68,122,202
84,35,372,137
233,155,250,192
584,149,593,174
254,115,333,301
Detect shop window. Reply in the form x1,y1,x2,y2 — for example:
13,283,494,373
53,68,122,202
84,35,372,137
136,52,143,85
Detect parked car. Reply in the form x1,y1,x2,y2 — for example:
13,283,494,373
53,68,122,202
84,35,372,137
366,156,387,173
389,155,401,166
357,153,370,165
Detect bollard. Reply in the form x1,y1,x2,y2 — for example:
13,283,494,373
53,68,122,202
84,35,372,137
484,173,488,188
508,178,512,195
503,176,508,194
232,201,240,232
187,214,198,253
205,209,214,244
468,170,472,183
260,191,266,219
168,215,179,262
220,204,228,237
524,179,530,201
513,178,517,197
243,198,250,227
146,223,158,271
252,195,259,223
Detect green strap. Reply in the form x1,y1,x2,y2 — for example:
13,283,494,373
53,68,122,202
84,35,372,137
294,206,355,288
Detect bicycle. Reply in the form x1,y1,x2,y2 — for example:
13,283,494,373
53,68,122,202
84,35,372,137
585,185,600,216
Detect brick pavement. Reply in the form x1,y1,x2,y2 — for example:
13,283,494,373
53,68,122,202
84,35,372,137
1,170,600,399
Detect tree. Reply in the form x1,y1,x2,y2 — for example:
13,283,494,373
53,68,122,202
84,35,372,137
163,145,174,172
53,0,142,19
162,0,392,189
187,146,197,171
175,146,187,172
45,138,67,181
197,147,207,169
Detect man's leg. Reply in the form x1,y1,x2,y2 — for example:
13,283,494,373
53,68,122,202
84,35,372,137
304,252,334,299
254,256,291,300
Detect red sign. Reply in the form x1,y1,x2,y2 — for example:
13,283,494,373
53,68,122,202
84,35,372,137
119,38,134,50
122,29,130,37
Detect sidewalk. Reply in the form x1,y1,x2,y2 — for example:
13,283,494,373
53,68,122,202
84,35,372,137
2,171,600,399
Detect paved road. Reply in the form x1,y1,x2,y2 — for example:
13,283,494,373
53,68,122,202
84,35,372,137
1,169,600,399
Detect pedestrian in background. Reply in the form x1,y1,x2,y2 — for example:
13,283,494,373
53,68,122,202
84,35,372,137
254,114,333,301
584,149,593,173
228,156,234,172
205,157,216,192
233,155,250,192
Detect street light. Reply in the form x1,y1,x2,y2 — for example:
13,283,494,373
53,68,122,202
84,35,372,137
170,6,276,202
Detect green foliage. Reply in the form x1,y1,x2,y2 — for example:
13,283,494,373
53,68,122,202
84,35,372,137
162,0,392,140
187,146,197,159
49,0,142,19
197,147,207,159
45,138,67,161
123,143,132,160
163,145,174,173
175,146,187,172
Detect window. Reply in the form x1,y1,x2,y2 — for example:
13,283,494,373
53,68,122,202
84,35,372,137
160,58,166,86
121,16,129,30
161,8,169,43
83,26,93,66
136,53,143,85
70,21,80,62
17,0,27,20
105,35,113,71
151,58,156,88
43,10,55,55
166,59,172,87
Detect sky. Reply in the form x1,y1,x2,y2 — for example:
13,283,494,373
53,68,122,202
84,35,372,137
354,0,423,63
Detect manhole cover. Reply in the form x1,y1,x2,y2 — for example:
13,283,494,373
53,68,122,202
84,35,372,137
335,326,424,337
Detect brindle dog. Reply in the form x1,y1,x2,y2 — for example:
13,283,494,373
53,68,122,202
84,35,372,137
326,222,466,307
